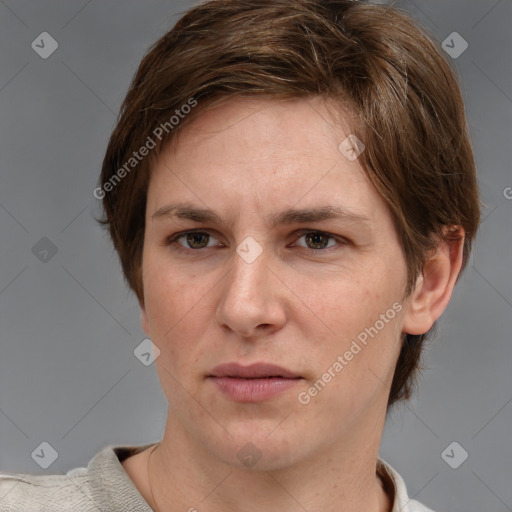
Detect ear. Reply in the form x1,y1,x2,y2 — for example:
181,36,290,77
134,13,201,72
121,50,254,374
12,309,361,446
402,227,465,335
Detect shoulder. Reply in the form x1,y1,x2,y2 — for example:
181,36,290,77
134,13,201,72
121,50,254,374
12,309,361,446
0,468,91,512
407,498,437,512
0,443,155,512
377,458,438,512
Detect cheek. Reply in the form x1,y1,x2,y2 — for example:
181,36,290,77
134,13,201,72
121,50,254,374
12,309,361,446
142,256,215,364
143,252,200,326
304,268,405,382
303,313,403,429
306,265,399,332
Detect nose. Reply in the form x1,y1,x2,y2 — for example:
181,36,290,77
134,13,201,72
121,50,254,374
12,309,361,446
215,245,287,339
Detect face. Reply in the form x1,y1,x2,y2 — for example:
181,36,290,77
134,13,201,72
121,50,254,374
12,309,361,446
140,96,411,470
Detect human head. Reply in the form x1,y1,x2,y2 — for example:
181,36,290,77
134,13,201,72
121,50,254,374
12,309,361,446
97,0,480,407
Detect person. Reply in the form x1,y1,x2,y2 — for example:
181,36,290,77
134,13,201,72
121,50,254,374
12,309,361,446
0,0,480,510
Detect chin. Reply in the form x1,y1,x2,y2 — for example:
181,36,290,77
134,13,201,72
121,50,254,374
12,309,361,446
206,424,309,471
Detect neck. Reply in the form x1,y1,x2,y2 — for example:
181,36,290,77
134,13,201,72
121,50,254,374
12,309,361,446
147,412,392,512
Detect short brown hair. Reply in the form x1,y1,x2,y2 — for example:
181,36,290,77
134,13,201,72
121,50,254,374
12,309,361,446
97,0,480,406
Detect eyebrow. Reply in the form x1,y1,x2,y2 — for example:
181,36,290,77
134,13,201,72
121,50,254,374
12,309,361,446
152,201,371,229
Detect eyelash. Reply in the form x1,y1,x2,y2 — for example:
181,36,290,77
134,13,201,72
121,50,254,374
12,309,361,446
164,229,347,255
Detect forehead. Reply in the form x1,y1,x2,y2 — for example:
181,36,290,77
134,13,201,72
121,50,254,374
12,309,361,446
146,96,384,225
167,96,357,161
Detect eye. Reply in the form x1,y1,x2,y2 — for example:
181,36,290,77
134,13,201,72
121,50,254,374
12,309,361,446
165,230,222,252
293,230,345,252
165,229,346,255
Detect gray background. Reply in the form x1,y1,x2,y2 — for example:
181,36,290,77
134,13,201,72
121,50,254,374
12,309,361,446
0,0,510,511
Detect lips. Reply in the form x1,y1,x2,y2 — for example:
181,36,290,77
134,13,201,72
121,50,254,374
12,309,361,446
207,362,302,402
208,362,301,379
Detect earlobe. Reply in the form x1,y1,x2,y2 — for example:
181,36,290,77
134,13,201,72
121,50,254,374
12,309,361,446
402,227,465,336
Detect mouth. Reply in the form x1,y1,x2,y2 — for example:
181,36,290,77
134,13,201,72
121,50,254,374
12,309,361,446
208,362,302,379
207,362,303,402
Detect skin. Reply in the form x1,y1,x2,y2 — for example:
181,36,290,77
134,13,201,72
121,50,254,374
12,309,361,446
121,96,464,512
